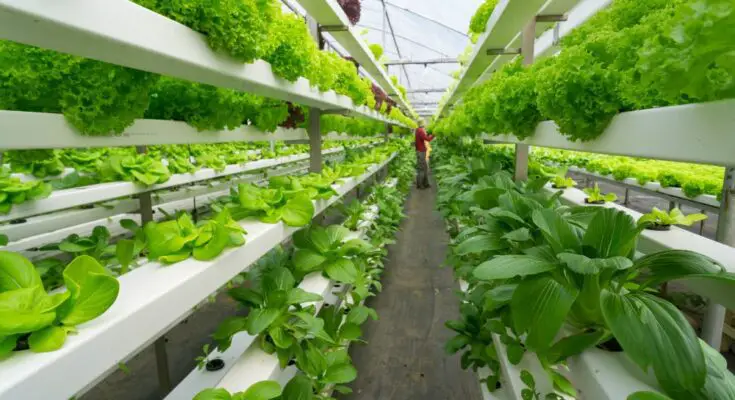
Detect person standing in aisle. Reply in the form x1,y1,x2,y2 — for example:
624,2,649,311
415,121,435,189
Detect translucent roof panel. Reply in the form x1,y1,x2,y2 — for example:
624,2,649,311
356,0,483,114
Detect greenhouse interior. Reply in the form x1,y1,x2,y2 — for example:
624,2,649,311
0,0,734,399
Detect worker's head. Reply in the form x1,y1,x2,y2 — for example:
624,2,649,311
418,120,425,128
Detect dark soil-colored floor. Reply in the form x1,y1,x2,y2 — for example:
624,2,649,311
341,182,482,400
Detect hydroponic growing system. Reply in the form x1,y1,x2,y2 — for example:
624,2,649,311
434,0,735,399
0,0,418,398
1,0,735,399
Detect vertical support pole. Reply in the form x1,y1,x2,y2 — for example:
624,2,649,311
514,20,535,182
381,1,387,50
269,140,275,153
669,201,677,211
308,109,322,174
136,146,172,396
700,211,706,235
624,188,630,206
703,167,735,349
308,16,323,174
384,122,390,144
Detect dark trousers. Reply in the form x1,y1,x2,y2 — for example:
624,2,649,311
416,151,429,187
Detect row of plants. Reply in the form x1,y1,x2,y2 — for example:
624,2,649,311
0,143,403,361
0,140,374,214
0,0,415,136
432,0,734,142
480,144,712,231
531,147,724,199
192,143,416,400
26,145,400,292
434,139,735,399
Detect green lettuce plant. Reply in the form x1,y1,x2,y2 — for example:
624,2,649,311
194,381,282,400
4,150,65,179
291,225,373,284
583,183,617,204
0,252,119,356
144,209,245,264
97,154,171,186
0,172,53,214
638,207,708,230
230,183,315,227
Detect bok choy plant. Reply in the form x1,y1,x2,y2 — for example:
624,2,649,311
0,252,119,356
434,138,735,400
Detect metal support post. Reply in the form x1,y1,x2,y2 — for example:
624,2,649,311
136,146,172,396
269,140,275,153
624,188,630,206
384,123,390,144
700,210,707,235
307,16,323,174
668,201,677,211
514,20,535,182
308,109,322,173
703,167,735,349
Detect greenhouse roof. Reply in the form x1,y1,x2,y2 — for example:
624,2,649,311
285,0,483,116
356,0,482,114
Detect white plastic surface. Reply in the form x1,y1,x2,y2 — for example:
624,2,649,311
0,155,394,400
0,111,383,149
484,99,735,166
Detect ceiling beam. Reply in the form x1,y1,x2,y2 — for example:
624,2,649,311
384,58,458,66
379,0,411,88
405,88,448,94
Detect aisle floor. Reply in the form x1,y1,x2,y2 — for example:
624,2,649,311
342,182,482,400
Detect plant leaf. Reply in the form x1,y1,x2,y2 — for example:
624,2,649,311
281,194,314,227
322,363,358,384
28,325,67,353
0,251,42,291
474,255,557,281
240,380,282,400
245,309,282,335
57,256,119,326
547,329,606,364
601,291,706,395
292,249,327,274
531,209,581,254
286,288,323,305
511,277,578,352
324,258,358,284
455,234,504,255
582,208,639,258
281,375,313,400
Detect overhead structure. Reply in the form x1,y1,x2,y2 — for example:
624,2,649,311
0,0,409,127
384,58,459,66
435,0,611,118
292,0,417,117
405,88,448,94
353,0,479,107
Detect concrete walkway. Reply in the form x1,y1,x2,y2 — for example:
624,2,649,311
342,183,482,400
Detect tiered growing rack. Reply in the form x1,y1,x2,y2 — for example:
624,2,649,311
0,0,414,398
437,0,735,399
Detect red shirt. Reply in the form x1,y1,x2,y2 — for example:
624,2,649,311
415,128,435,152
